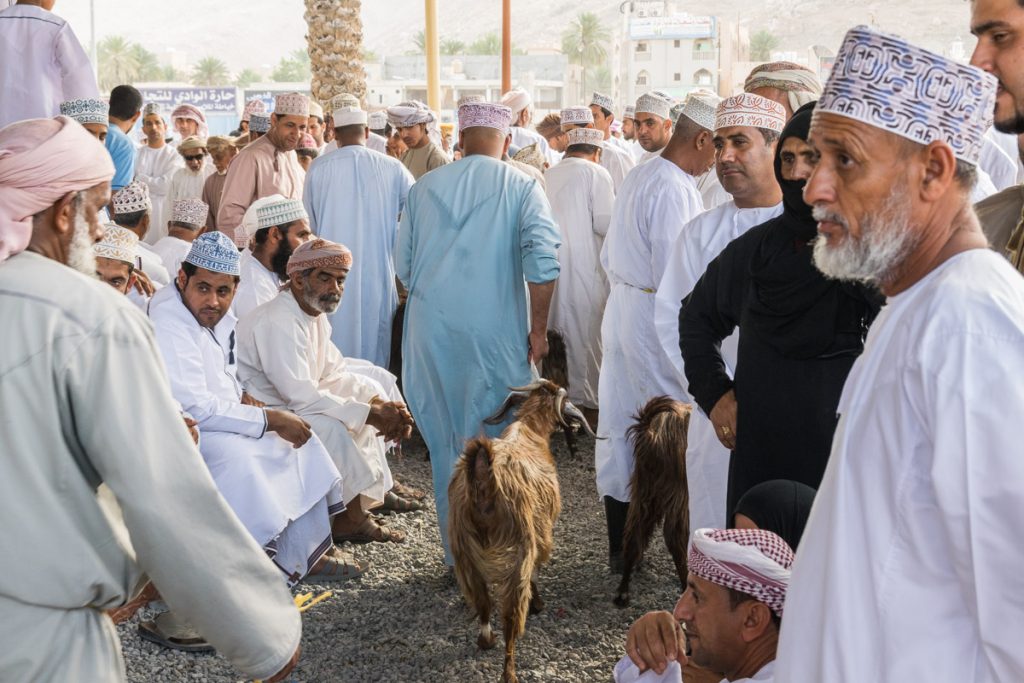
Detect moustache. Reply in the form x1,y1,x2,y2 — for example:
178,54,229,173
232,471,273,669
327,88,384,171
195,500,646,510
320,294,341,305
812,205,849,230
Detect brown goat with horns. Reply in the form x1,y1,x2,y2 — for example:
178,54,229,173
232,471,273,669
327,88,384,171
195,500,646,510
449,379,595,683
614,396,692,608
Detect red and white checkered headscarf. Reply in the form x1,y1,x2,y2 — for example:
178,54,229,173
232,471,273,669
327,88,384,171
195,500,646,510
688,528,794,617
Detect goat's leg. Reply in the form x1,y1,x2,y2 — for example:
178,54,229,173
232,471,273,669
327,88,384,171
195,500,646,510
500,559,533,683
614,506,660,608
562,425,578,458
455,559,496,650
528,572,544,615
663,501,690,592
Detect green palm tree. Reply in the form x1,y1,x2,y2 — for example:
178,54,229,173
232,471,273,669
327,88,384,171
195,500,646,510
411,30,426,54
561,12,611,94
97,36,140,91
440,38,465,56
467,32,502,56
131,44,162,82
235,68,261,88
191,57,230,86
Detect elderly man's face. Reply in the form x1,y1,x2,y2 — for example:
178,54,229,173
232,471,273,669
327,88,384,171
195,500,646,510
181,148,206,173
142,114,165,143
209,145,237,173
748,87,795,120
674,574,748,673
95,257,134,294
269,114,308,152
635,113,672,152
174,117,198,138
804,113,921,285
971,0,1024,133
297,265,348,315
82,122,107,144
177,266,237,328
779,136,817,181
399,123,427,150
714,126,778,201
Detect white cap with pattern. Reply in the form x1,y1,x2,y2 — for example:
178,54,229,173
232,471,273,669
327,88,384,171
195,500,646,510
256,197,308,231
112,180,152,215
171,198,208,227
274,92,310,117
591,92,615,112
566,128,605,147
560,106,594,126
60,98,109,126
678,89,723,131
715,93,787,133
634,91,673,120
94,224,138,264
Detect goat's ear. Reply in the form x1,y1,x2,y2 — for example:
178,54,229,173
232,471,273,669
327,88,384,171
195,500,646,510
484,392,526,425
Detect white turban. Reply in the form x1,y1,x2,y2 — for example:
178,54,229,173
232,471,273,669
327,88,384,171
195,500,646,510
387,101,441,148
744,61,823,114
500,88,532,115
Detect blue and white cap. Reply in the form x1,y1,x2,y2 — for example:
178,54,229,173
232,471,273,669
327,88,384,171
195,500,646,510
184,231,240,276
817,25,997,165
60,98,108,125
250,112,271,133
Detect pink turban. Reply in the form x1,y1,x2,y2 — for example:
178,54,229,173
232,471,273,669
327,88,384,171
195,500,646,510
286,238,352,277
0,116,115,263
171,104,209,138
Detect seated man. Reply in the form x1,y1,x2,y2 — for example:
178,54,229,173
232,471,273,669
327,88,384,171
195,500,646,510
150,197,207,276
149,231,365,586
234,194,313,319
616,528,793,683
93,223,140,295
237,239,417,545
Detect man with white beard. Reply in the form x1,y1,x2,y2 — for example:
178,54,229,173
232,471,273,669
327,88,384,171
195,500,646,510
167,136,214,207
596,93,715,571
654,94,785,534
774,26,1024,682
0,116,303,683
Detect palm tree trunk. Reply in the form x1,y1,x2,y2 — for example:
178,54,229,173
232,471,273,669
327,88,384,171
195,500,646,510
305,0,366,105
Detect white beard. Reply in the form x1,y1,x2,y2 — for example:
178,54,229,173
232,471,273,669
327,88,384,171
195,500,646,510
812,187,920,285
301,281,340,314
66,200,98,277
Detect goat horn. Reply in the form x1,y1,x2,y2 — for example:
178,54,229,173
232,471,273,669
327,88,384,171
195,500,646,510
484,392,524,425
563,401,599,438
555,390,568,428
508,380,545,393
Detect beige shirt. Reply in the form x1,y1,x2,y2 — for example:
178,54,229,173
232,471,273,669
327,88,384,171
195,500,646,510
216,135,306,245
0,252,300,682
401,142,449,180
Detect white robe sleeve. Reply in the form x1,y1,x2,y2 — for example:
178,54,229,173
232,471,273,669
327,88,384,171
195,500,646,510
256,314,372,430
924,328,1024,681
154,323,267,436
396,193,414,287
592,169,615,239
68,309,299,681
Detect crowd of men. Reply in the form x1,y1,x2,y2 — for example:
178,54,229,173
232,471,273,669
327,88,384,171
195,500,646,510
2,0,1024,681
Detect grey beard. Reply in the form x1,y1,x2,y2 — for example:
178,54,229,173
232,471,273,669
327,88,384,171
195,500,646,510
67,201,98,277
811,187,921,286
302,282,340,314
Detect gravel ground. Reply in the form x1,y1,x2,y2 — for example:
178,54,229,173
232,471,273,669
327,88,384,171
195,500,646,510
119,431,684,682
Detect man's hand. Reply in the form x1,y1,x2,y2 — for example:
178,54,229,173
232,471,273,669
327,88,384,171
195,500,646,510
182,416,199,445
527,329,549,365
265,409,312,448
241,392,266,408
625,610,688,675
131,269,155,297
709,389,738,450
265,645,301,683
366,401,414,442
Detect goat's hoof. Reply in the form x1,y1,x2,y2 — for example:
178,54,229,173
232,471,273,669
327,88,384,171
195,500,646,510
613,592,631,608
501,669,518,683
528,595,545,615
477,631,497,650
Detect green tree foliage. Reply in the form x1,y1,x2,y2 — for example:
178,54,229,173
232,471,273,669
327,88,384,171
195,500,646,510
235,68,261,88
440,38,465,56
467,32,502,56
271,49,312,82
131,44,162,82
750,30,780,61
191,56,230,86
97,36,140,91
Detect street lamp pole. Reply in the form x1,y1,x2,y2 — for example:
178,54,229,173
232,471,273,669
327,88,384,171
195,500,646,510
425,0,441,111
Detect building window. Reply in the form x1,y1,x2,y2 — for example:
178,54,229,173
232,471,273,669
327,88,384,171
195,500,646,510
636,41,648,53
636,70,649,86
674,39,681,48
693,39,715,61
674,73,681,81
694,69,713,86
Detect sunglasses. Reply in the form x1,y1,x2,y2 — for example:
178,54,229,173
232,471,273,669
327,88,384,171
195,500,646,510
183,153,205,162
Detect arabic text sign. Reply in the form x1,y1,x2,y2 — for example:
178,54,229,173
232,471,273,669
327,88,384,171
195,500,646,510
139,87,238,114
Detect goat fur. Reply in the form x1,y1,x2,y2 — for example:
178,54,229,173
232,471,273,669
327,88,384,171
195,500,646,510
614,396,691,608
449,381,567,683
